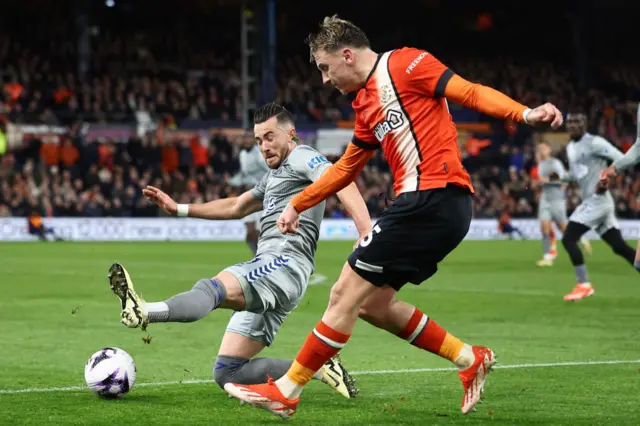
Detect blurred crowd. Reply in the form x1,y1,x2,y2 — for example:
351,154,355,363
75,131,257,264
1,6,640,222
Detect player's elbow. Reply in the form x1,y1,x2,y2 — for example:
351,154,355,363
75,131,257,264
228,199,245,220
445,82,478,109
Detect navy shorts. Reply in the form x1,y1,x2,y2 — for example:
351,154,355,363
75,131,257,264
348,185,472,291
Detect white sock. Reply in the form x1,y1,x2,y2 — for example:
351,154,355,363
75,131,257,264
580,236,589,245
312,368,323,380
453,344,475,370
275,375,305,399
146,302,169,323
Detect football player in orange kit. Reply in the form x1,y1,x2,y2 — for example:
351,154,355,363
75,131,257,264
225,15,564,418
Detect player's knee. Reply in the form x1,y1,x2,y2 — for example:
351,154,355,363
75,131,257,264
327,282,347,311
358,296,389,325
634,261,640,273
212,356,246,388
561,232,578,248
358,304,378,324
327,279,359,315
212,273,245,310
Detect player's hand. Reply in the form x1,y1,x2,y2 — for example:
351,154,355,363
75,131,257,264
595,179,609,194
353,232,369,250
526,103,564,129
599,165,617,186
142,185,178,216
277,204,300,234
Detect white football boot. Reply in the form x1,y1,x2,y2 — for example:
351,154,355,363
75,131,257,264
108,263,149,331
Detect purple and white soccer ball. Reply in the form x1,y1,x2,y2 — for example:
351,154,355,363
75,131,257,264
85,347,136,398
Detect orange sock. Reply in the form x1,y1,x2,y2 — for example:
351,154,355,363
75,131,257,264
397,308,464,362
286,321,350,386
549,228,556,247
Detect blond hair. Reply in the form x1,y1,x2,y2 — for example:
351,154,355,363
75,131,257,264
305,15,370,62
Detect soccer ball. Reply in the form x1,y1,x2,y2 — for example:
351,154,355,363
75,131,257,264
84,347,136,398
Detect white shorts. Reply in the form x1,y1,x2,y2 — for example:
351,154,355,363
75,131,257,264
569,194,619,236
222,254,309,346
538,199,568,223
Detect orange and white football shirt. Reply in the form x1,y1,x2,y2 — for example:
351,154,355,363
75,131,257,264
291,47,529,213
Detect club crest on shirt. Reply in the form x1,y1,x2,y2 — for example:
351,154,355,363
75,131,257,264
380,84,393,105
264,196,276,212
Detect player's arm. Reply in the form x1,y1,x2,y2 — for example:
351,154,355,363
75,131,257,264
612,141,640,172
560,168,577,183
406,51,561,127
592,136,624,163
611,105,640,172
546,160,566,185
335,183,372,237
290,142,376,213
187,190,263,220
143,183,263,220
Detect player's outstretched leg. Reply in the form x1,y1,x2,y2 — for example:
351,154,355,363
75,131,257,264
600,228,638,270
215,353,358,399
561,222,594,301
108,263,238,331
358,286,496,414
215,327,357,400
224,263,375,419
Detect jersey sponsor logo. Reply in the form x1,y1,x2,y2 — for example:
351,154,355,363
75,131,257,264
264,196,276,212
405,52,428,74
374,110,404,142
306,155,329,170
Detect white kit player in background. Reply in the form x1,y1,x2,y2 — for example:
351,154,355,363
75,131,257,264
228,133,271,256
560,111,639,301
534,141,591,267
600,103,640,272
106,103,373,399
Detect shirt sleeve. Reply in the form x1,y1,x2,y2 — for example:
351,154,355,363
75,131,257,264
613,140,640,172
290,142,375,213
352,112,380,150
592,136,624,163
403,50,453,97
250,173,268,202
613,104,640,172
291,147,333,182
403,49,529,122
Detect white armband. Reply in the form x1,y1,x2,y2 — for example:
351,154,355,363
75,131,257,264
177,204,189,218
522,108,532,124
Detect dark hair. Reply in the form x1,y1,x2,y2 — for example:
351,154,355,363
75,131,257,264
305,15,370,62
253,103,295,126
566,106,587,117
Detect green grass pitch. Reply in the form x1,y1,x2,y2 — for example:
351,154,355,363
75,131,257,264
1,240,639,425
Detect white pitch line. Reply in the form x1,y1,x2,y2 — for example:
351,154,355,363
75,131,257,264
1,359,638,395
